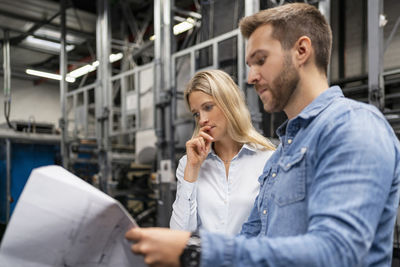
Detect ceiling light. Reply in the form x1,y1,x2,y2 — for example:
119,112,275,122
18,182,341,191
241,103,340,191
68,63,98,78
150,17,197,40
110,53,123,63
26,53,122,83
34,28,85,45
173,17,196,35
67,53,123,79
22,36,75,53
26,69,75,83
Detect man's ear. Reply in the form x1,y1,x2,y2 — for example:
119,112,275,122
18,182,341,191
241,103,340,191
293,36,312,68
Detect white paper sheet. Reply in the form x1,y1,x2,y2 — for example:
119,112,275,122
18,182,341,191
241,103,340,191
0,165,146,267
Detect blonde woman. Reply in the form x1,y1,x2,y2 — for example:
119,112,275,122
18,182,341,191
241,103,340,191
170,69,275,235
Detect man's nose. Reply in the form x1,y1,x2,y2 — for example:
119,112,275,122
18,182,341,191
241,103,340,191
247,67,260,85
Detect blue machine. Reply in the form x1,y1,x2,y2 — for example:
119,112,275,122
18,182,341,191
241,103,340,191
0,140,59,224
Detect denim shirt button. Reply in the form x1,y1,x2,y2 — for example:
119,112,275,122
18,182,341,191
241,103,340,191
263,209,267,215
287,139,292,144
272,173,276,178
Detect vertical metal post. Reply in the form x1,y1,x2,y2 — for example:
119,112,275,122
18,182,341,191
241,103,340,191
96,0,112,193
163,0,175,167
2,30,11,221
154,0,175,227
154,0,163,147
3,30,11,104
368,0,385,110
120,76,127,133
84,90,88,137
318,0,331,82
6,139,11,223
243,0,262,132
60,0,69,169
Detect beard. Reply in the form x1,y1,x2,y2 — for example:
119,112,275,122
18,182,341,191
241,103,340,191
258,54,300,113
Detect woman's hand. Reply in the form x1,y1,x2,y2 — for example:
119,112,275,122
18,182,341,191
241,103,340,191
184,125,213,182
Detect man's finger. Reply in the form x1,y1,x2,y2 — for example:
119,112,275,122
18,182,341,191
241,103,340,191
125,227,142,241
131,243,142,254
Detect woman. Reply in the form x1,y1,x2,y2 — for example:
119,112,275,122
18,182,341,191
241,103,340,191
170,69,275,235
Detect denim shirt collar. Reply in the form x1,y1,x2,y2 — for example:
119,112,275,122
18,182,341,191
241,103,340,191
276,86,344,138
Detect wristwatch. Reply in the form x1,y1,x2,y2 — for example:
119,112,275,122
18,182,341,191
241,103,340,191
180,230,201,267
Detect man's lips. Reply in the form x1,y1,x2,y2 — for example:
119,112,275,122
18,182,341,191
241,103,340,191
255,84,268,95
256,87,268,95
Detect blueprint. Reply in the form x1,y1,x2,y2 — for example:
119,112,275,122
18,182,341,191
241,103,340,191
0,165,146,267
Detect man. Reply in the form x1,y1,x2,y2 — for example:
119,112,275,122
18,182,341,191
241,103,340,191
126,3,400,267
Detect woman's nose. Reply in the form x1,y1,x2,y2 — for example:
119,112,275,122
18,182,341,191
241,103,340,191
199,115,209,127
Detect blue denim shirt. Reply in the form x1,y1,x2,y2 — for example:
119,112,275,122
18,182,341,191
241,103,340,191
200,86,400,267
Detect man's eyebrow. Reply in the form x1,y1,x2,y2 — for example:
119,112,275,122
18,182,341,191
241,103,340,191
246,50,264,66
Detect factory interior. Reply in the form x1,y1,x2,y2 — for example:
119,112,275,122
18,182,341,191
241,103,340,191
0,0,399,265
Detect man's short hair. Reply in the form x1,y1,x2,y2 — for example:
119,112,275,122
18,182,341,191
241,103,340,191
239,3,332,75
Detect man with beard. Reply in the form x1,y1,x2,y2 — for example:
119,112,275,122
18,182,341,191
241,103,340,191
125,3,400,267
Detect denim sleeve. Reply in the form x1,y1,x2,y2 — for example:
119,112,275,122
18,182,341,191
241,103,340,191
239,194,261,238
200,109,399,267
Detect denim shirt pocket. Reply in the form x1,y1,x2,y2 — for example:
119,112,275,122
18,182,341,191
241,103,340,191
271,147,307,206
257,165,277,210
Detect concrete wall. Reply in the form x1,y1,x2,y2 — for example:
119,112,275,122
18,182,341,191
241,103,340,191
0,77,60,127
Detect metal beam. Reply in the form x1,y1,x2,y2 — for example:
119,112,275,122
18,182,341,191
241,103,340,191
244,0,262,132
368,0,385,110
6,139,11,223
154,0,175,227
0,9,94,40
10,10,61,45
96,0,112,193
60,0,69,169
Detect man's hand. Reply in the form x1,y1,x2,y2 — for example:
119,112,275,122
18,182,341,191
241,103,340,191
125,227,191,267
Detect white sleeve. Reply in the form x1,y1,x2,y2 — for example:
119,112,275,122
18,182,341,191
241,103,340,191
169,156,198,231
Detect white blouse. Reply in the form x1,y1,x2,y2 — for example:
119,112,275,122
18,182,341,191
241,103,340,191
170,143,274,235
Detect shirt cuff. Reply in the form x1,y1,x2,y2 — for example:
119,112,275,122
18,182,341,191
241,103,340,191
200,229,235,267
180,179,197,200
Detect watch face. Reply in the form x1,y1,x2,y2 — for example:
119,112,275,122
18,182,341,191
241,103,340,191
180,235,201,267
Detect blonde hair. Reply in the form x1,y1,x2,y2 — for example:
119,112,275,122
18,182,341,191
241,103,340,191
184,69,275,151
239,3,332,75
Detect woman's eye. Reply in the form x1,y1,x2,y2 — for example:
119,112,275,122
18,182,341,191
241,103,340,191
257,57,265,65
204,104,213,111
192,112,199,119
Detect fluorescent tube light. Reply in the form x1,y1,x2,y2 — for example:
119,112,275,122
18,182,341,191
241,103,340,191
150,17,196,40
26,53,123,82
68,53,122,79
110,52,123,63
26,69,75,83
173,17,196,35
68,63,98,78
34,28,85,45
23,36,75,53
